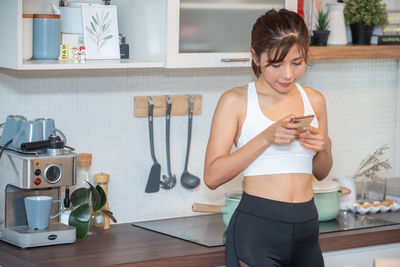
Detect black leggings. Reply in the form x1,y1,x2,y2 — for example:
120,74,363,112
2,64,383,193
226,192,324,267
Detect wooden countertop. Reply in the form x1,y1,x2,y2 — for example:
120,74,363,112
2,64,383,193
1,213,400,267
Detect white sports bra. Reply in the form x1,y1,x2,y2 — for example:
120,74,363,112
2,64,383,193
237,82,319,176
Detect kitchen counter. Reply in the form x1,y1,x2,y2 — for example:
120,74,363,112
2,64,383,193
1,212,400,267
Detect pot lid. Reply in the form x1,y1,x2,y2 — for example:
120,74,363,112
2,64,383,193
312,179,339,193
225,192,242,200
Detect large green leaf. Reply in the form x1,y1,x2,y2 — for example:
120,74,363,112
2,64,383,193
101,208,117,223
96,185,107,211
69,215,90,239
88,182,101,212
70,203,91,222
70,187,89,207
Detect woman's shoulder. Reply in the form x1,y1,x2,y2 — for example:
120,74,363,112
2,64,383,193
301,85,326,109
218,84,248,107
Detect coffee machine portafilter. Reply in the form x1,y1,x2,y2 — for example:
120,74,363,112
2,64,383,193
0,139,77,248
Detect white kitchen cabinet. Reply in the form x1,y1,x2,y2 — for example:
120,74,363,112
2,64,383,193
0,0,296,70
323,243,400,267
118,0,298,68
165,0,298,68
0,0,163,70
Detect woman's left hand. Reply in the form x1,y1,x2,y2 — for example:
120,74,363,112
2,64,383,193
297,126,331,152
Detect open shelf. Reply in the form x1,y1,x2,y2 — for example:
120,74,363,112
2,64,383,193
18,59,163,70
180,3,278,10
310,45,400,60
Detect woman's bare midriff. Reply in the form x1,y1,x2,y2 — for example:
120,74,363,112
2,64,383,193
243,173,314,203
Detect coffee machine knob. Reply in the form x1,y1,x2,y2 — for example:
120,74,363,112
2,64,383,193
34,178,41,185
44,164,62,183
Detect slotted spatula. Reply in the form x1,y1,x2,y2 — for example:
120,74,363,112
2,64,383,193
145,97,161,193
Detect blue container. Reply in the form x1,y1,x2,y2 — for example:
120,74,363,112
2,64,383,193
33,14,60,60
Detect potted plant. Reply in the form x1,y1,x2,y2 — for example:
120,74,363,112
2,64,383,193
311,1,330,46
69,182,117,239
344,0,387,44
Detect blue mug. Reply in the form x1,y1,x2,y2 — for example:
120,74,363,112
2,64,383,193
24,195,64,230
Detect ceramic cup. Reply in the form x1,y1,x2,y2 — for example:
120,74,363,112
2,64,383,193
0,115,27,146
35,118,67,144
60,4,83,34
24,195,64,230
11,120,44,149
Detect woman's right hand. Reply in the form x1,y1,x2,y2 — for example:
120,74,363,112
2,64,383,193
264,114,300,145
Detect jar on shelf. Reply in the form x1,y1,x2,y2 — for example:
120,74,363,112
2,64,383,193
77,153,93,188
33,14,61,60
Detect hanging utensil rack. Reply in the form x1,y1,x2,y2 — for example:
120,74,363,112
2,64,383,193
134,94,202,117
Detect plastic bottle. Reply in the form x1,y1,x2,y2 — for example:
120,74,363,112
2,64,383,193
77,153,92,188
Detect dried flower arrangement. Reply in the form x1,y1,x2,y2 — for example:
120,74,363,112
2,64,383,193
352,144,391,181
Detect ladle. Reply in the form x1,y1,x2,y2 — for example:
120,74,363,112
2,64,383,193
180,96,200,189
161,96,176,189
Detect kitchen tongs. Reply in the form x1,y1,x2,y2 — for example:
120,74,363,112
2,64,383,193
145,97,174,193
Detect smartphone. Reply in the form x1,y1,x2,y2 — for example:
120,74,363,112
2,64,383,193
290,114,315,127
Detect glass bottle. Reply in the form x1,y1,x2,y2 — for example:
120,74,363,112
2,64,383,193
89,211,105,235
77,153,92,188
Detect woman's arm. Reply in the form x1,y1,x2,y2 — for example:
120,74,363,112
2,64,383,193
204,89,299,189
298,89,333,180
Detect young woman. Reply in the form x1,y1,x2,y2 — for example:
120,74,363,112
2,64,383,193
204,9,333,267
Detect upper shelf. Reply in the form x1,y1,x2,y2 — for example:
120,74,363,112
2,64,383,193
309,45,400,60
8,45,400,70
180,3,279,10
19,59,163,70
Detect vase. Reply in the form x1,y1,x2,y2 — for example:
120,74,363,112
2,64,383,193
333,177,356,210
350,24,374,45
88,211,105,235
355,177,387,202
327,3,347,45
311,30,330,46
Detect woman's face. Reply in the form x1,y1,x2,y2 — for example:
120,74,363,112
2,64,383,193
255,44,306,94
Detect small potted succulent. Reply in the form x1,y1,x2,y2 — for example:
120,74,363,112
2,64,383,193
344,0,387,44
311,0,330,46
69,182,117,239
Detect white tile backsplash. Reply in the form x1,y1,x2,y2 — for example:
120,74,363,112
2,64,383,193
0,59,398,224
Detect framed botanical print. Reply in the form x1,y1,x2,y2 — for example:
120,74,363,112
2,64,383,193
81,4,120,59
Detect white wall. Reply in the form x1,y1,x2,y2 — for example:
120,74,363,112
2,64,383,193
0,59,398,223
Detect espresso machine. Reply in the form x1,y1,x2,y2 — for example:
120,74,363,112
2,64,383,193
0,136,77,248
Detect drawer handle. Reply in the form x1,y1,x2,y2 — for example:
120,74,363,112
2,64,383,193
220,58,250,62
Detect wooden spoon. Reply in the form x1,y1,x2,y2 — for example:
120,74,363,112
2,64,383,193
192,203,222,213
